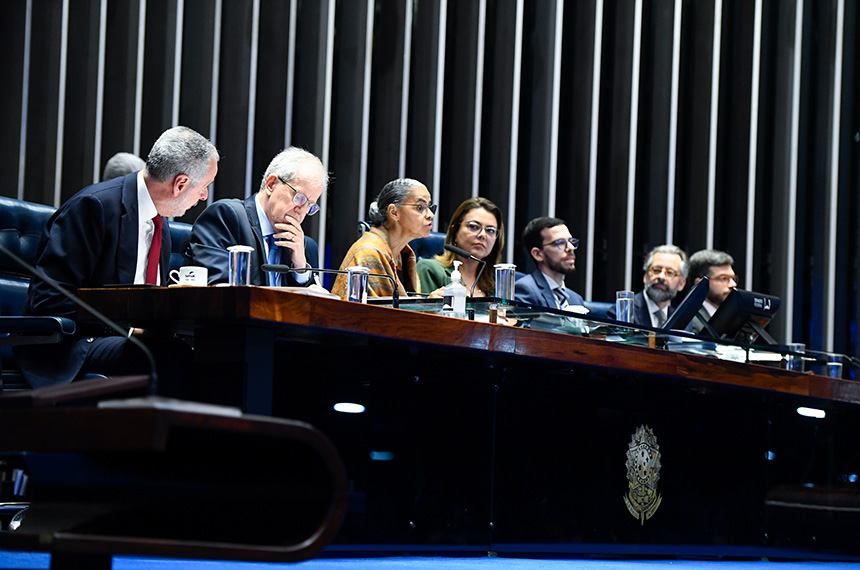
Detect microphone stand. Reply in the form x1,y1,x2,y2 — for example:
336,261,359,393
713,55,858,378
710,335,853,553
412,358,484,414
0,243,160,395
262,265,400,308
444,244,487,297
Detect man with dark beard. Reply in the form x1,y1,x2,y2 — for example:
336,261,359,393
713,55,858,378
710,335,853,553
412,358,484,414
515,217,586,310
607,244,689,327
687,249,737,334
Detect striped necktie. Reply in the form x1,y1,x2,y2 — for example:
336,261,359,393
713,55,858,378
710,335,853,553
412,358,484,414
554,287,569,310
266,235,281,286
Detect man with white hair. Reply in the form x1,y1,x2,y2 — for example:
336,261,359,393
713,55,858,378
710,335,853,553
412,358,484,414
186,147,328,286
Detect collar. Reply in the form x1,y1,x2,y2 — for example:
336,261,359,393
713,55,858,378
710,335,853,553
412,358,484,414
255,193,276,236
137,170,158,222
703,298,719,316
540,269,565,291
643,293,665,319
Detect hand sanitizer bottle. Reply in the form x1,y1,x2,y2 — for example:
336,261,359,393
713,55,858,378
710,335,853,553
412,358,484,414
443,260,468,319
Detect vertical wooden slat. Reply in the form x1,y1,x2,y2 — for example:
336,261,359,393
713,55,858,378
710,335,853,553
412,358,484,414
92,0,107,183
17,0,33,200
745,0,763,291
547,0,564,215
623,0,643,290
505,0,523,264
244,0,259,198
665,0,682,245
584,0,603,299
133,0,146,156
52,0,69,208
825,0,845,351
705,0,723,249
784,0,804,341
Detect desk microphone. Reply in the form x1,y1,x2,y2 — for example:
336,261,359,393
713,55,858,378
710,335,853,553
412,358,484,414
0,242,159,395
262,264,400,308
444,244,486,297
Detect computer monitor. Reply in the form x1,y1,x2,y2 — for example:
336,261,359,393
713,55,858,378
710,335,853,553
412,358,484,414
663,276,709,331
705,288,781,345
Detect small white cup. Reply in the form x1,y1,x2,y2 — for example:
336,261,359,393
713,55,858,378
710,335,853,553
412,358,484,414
170,266,208,286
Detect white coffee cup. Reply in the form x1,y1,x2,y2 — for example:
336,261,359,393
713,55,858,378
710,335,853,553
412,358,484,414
170,266,208,286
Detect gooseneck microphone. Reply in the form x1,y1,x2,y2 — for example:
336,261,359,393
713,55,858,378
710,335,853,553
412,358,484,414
444,244,486,297
0,242,159,395
262,265,400,308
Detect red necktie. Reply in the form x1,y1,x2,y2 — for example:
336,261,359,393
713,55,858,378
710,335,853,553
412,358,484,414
145,215,163,284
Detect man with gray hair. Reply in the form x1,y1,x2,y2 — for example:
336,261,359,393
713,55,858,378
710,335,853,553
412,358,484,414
102,152,146,181
688,249,738,334
19,126,219,389
186,146,328,286
607,244,689,328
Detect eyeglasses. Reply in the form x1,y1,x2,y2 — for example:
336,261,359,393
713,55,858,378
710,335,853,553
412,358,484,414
400,203,437,216
711,273,739,285
648,266,681,279
279,177,320,216
542,237,579,251
463,220,498,238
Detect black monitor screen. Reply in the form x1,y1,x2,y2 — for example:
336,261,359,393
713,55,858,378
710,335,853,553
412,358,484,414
663,276,709,331
706,288,781,345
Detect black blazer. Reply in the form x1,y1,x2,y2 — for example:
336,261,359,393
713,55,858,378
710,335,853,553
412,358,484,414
19,172,172,387
185,195,319,286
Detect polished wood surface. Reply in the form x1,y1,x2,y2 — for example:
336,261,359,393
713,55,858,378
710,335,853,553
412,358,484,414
77,286,860,405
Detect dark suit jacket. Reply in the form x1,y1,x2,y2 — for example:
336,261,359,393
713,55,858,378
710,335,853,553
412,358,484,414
514,269,585,309
18,172,172,387
606,290,678,328
185,196,319,286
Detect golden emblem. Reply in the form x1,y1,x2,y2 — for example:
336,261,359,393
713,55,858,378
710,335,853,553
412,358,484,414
624,425,662,524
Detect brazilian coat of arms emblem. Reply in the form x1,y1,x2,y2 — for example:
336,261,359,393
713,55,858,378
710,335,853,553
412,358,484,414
624,424,662,524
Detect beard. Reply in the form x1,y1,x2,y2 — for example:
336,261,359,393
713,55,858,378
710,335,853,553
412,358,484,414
644,279,678,304
545,255,576,276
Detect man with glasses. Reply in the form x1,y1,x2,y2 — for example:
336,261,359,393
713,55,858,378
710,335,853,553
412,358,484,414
186,147,328,286
687,249,737,334
607,244,689,327
515,217,586,310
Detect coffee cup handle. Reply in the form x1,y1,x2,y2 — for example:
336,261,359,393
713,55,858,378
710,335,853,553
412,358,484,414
169,269,180,284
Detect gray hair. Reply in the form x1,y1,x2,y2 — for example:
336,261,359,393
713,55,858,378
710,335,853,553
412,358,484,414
145,126,219,187
689,249,734,279
259,147,329,192
643,244,689,278
368,178,425,227
102,152,145,181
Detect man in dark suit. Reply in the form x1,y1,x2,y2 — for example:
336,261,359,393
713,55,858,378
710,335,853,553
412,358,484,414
19,126,219,388
515,217,586,310
688,249,737,334
606,244,689,327
186,147,327,287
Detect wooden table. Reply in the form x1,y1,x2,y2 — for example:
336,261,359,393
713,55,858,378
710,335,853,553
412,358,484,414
74,286,860,559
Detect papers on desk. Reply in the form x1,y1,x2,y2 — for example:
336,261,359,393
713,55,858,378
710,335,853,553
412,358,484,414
265,286,341,299
98,396,243,417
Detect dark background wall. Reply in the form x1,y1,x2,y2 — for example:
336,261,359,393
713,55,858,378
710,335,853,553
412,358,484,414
2,0,859,357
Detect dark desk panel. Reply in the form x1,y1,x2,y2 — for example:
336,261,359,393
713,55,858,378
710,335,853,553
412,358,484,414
75,287,860,558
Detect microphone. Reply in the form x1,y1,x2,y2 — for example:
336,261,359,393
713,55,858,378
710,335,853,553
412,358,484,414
0,242,159,395
262,265,400,308
444,244,487,297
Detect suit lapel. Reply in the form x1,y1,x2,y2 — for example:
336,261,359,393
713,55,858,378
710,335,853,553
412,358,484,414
244,196,266,282
533,270,556,308
117,173,139,283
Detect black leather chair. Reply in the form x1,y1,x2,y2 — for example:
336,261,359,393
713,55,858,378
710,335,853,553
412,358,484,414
0,197,76,391
0,196,192,390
